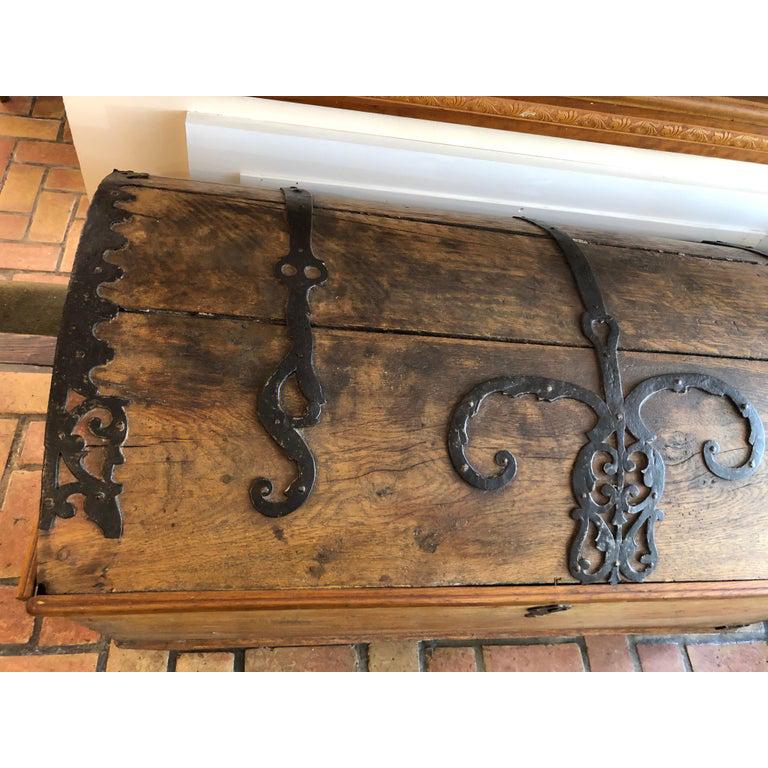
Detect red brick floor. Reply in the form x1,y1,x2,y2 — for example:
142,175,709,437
0,97,86,285
1,98,767,671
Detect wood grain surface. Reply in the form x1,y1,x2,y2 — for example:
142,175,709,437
33,172,768,646
98,185,768,359
37,313,768,593
28,582,768,648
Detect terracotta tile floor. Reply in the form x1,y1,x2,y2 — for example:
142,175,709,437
1,97,767,670
0,97,85,285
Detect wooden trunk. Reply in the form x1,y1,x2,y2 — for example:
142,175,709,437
26,171,768,647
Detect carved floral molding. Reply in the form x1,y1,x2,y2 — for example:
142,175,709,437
268,96,768,164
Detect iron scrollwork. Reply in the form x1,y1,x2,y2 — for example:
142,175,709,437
249,187,328,518
39,171,143,538
448,220,765,584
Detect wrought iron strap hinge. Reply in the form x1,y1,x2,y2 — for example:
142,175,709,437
249,187,328,518
448,219,765,584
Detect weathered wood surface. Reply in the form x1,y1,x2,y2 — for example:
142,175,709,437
0,332,56,366
28,582,768,648
37,312,768,594
99,184,768,359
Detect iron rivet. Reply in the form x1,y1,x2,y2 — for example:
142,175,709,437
461,464,469,473
96,491,105,501
43,498,55,509
297,485,306,493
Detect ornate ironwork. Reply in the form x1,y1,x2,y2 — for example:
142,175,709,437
249,187,328,518
448,219,765,584
39,171,144,538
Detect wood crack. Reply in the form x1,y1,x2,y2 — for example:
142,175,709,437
108,304,768,364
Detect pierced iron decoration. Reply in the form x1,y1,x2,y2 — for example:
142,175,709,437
39,171,144,538
448,220,765,584
249,187,328,517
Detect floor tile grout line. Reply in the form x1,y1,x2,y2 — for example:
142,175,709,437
95,637,110,671
354,643,369,672
54,191,78,271
681,643,694,672
628,630,768,646
0,137,18,207
433,635,590,648
0,416,29,509
0,641,104,657
417,641,427,672
56,113,67,144
626,636,643,672
19,163,47,241
474,645,486,672
576,636,591,671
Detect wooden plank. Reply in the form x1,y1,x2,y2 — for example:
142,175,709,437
0,333,56,366
27,580,768,613
108,173,767,263
27,582,768,648
37,313,768,594
97,184,768,359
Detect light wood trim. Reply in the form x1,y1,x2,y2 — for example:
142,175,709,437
28,581,768,616
16,526,38,601
267,97,768,164
28,583,768,648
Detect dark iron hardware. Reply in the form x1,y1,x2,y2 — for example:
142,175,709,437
448,219,765,584
525,603,572,617
249,187,328,518
39,171,137,538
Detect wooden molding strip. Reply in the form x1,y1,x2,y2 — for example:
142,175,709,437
0,333,56,367
28,581,768,616
267,96,768,164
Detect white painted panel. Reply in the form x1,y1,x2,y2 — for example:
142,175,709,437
186,110,768,249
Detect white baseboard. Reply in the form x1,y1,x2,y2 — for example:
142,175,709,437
186,107,768,249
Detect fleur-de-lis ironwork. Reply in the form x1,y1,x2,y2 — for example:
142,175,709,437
448,220,765,584
249,187,328,518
